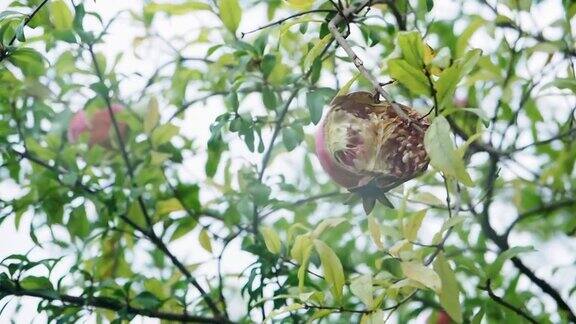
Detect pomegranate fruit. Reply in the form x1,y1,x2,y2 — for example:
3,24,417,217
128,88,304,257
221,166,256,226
436,310,452,324
68,104,127,147
315,91,430,211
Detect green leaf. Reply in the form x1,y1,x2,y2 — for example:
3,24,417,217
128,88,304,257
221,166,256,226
128,201,147,228
424,116,473,186
350,274,373,307
171,217,198,241
388,59,430,96
303,35,332,71
20,276,53,291
50,0,74,30
145,1,212,15
151,123,179,146
206,137,224,177
282,127,301,151
144,97,160,134
8,47,46,77
156,198,184,216
435,65,460,110
435,49,481,110
199,228,212,253
456,18,484,58
471,309,484,324
543,78,576,93
401,261,441,293
218,0,242,33
248,182,271,205
314,239,345,301
397,31,425,67
487,246,534,279
433,253,462,323
68,206,90,238
261,54,276,79
262,86,277,110
261,226,282,254
133,291,161,309
306,88,334,124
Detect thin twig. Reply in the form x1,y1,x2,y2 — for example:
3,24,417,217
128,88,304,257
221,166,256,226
240,9,336,37
87,44,223,318
504,199,575,238
4,0,50,48
326,0,423,131
508,127,576,153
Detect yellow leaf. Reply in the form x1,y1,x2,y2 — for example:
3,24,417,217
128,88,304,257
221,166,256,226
360,310,384,324
199,228,212,253
291,234,314,290
284,0,314,10
368,216,384,250
402,209,427,241
156,198,184,216
350,274,373,307
303,35,332,71
265,303,304,322
218,0,242,33
401,261,441,293
314,239,345,301
335,72,361,97
434,253,463,323
311,217,346,238
261,226,282,254
144,97,159,134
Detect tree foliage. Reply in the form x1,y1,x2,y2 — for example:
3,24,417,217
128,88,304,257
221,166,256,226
0,0,575,323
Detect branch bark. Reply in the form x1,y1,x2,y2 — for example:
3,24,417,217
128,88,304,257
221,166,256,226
477,156,576,322
86,44,224,319
326,0,425,131
0,284,227,323
0,0,50,62
480,280,538,324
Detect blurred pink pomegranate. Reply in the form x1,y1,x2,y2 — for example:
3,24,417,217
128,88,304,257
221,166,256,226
315,91,430,211
68,104,127,147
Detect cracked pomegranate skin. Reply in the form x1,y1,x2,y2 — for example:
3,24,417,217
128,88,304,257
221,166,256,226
315,91,430,190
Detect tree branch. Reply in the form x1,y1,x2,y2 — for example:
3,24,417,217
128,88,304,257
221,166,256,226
0,0,50,62
508,127,576,153
384,0,406,31
505,199,576,238
479,280,538,324
0,283,226,323
326,0,423,131
477,156,576,322
86,44,224,318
